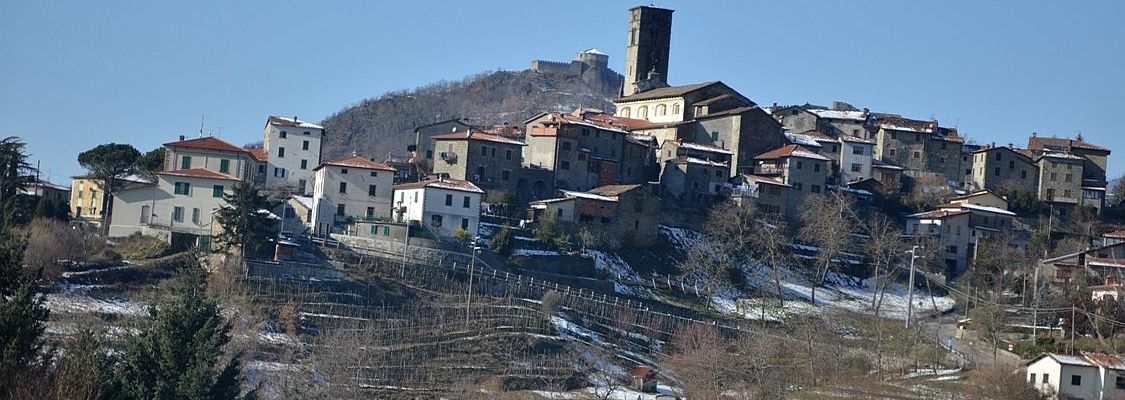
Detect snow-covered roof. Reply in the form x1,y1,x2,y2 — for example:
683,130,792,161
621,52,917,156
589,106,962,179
676,157,728,167
808,109,868,121
268,115,323,130
559,190,616,202
785,132,826,148
946,203,1017,216
677,141,733,154
290,195,313,209
582,48,607,55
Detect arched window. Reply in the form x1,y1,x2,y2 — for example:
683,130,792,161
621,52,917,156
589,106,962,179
672,103,681,114
638,106,648,119
655,104,667,116
620,107,631,118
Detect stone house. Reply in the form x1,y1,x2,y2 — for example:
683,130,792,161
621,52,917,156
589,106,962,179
413,118,479,174
1036,153,1085,206
772,104,872,139
658,156,729,209
430,130,526,193
752,144,831,210
310,155,397,236
905,208,973,275
1028,135,1111,187
391,177,483,238
926,128,965,186
1041,242,1125,289
731,173,789,215
948,190,1009,210
529,184,661,248
262,116,324,194
967,145,1037,193
872,160,905,192
524,111,654,193
1025,353,1125,400
873,116,936,173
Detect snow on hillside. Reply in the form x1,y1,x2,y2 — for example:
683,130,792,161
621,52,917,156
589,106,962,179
46,283,147,316
585,250,652,297
658,225,955,321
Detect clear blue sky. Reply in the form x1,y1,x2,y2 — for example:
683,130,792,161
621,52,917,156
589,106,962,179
2,0,1123,184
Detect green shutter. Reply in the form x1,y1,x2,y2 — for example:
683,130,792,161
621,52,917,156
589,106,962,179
213,185,224,198
383,226,390,236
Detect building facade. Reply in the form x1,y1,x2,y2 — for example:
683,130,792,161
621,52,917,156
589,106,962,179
262,116,324,194
391,178,483,238
310,155,396,235
430,130,525,193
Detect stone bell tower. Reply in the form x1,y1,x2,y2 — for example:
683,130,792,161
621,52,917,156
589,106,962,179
622,6,673,97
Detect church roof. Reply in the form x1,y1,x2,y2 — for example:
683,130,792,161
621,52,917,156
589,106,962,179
615,81,721,102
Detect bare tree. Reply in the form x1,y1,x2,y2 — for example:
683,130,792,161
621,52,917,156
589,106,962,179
798,192,856,304
748,213,792,307
864,213,904,311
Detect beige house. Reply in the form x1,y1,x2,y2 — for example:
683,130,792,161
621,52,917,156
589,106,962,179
70,175,149,223
968,145,1037,192
310,155,396,235
1026,353,1125,400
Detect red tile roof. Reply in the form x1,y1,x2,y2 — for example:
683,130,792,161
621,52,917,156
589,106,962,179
752,144,831,161
164,136,251,154
158,168,241,181
910,209,970,219
430,130,526,146
247,147,267,161
316,155,396,171
392,178,483,194
587,184,643,197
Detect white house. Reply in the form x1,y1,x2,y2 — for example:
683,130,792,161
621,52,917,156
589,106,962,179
109,168,239,248
1026,352,1125,399
391,177,483,238
262,115,324,194
839,136,875,183
310,154,396,235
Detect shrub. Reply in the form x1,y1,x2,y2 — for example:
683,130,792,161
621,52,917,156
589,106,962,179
88,248,122,265
540,290,563,316
453,228,472,246
490,225,513,256
116,233,168,260
21,218,84,278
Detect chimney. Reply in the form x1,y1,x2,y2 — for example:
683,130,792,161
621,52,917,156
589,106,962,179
179,135,185,141
293,115,298,122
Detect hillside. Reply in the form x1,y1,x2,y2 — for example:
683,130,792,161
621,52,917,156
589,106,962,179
320,68,623,161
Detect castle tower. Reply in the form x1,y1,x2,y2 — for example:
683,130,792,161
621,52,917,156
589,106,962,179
622,6,673,97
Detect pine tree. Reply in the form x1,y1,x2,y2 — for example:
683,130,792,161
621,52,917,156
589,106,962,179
112,256,245,399
0,137,34,227
213,183,278,259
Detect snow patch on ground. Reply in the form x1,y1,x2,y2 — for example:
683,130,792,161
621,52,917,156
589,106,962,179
512,249,562,257
904,368,961,379
585,250,652,298
46,283,147,316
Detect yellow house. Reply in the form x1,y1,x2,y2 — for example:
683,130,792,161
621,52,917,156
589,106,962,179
70,175,149,223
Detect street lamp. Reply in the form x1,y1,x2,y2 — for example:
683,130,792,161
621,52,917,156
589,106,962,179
905,245,924,329
465,236,482,325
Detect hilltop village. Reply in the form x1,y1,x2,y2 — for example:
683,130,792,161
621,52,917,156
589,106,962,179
7,4,1125,400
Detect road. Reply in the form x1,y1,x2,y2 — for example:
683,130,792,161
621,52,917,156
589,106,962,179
921,314,1022,368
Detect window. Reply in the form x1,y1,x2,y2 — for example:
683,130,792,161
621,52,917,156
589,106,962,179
338,182,347,193
219,159,230,173
383,225,390,236
913,151,921,159
811,185,821,193
638,106,648,119
656,104,666,116
303,131,310,135
430,214,443,227
1050,172,1057,181
1042,374,1049,383
480,146,488,156
280,131,287,138
711,131,719,141
302,140,309,150
258,164,265,173
212,185,224,198
946,245,958,254
1071,375,1081,386
298,179,306,193
336,204,345,216
140,205,149,223
994,168,1000,176
561,142,572,151
888,148,896,157
461,218,469,230
852,146,864,155
462,196,471,208
277,147,285,158
1065,173,1072,182
672,104,681,114
851,163,862,172
1021,170,1027,179
830,144,838,153
426,150,433,159
172,206,184,222
368,185,377,196
300,159,308,169
445,194,453,206
491,147,496,158
477,166,485,179
561,161,570,170
1064,189,1072,198
793,182,803,191
341,168,348,174
192,208,200,224
621,107,630,118
181,156,192,169
174,182,190,195
814,163,821,172
366,207,375,218
1115,375,1125,389
501,170,510,181
1045,188,1055,200
505,149,512,160
796,161,803,170
370,171,378,177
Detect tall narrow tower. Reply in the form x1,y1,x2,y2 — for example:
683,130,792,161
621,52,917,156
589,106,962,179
622,6,673,97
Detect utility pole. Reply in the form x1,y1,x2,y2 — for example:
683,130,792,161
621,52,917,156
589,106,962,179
465,236,481,326
1032,260,1042,337
906,245,922,329
400,232,409,277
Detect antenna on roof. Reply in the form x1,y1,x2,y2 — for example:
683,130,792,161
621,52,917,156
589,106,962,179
199,115,205,138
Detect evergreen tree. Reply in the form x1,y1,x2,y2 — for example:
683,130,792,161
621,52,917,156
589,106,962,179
0,172,49,395
135,147,166,182
0,137,34,227
213,183,278,259
112,257,244,400
77,143,141,232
